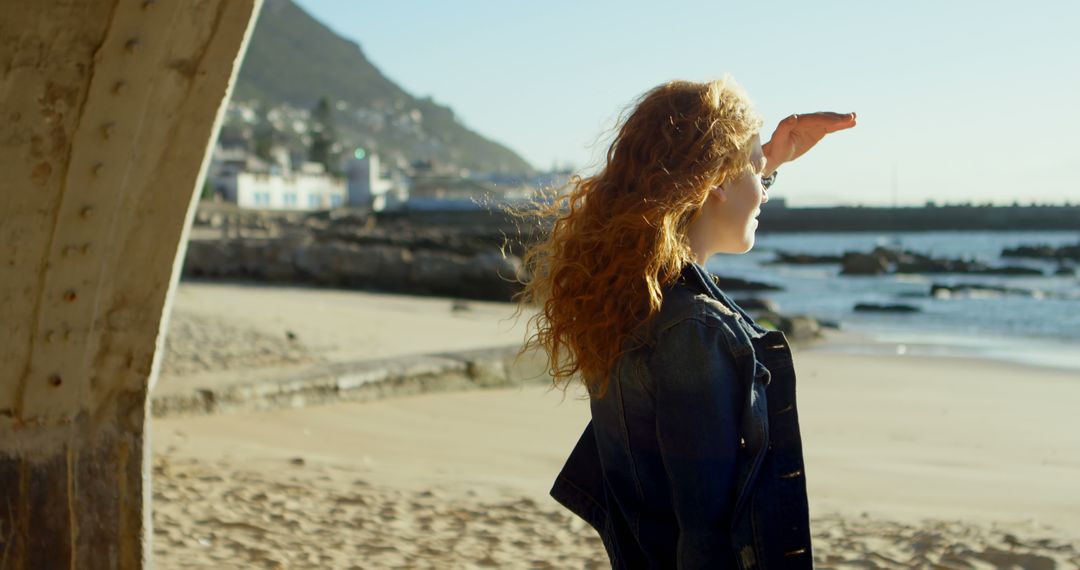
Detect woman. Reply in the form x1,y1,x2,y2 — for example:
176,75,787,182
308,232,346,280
518,78,855,568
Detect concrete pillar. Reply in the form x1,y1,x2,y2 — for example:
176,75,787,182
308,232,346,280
0,0,261,567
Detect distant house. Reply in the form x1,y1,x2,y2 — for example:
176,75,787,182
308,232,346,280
233,163,346,210
208,144,346,211
344,151,407,211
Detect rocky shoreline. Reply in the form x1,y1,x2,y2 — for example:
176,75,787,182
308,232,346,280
183,206,1080,341
762,241,1080,314
184,237,526,301
183,206,826,342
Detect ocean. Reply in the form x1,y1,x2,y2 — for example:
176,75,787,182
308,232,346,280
706,230,1080,371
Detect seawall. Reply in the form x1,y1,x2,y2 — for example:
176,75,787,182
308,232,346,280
151,345,550,419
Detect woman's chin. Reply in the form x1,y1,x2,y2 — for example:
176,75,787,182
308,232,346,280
715,231,756,255
720,241,755,255
740,226,758,252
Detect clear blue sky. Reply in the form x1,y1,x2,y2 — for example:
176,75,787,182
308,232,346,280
294,0,1078,206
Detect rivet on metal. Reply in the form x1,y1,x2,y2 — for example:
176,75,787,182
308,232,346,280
124,38,141,54
80,206,94,219
63,290,78,303
112,81,127,95
101,122,115,140
48,374,63,388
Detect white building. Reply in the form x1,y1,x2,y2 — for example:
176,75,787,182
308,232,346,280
232,162,346,210
345,150,407,211
206,135,347,211
208,142,346,211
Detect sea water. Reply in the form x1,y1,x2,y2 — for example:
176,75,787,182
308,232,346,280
707,230,1080,371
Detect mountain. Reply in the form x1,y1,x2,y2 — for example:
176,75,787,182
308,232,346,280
232,0,533,173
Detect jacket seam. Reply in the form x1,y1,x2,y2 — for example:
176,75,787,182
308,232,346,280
653,312,751,359
613,360,647,537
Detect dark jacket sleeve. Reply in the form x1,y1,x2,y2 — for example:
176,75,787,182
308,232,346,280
649,317,742,569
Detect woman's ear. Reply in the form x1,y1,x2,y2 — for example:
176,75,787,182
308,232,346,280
708,185,728,203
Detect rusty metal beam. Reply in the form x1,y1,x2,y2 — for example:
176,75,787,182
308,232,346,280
0,0,261,567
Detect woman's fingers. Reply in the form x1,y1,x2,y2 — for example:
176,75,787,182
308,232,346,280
763,112,856,172
799,112,857,133
763,112,857,170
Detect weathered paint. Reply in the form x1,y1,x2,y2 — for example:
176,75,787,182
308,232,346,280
0,0,261,567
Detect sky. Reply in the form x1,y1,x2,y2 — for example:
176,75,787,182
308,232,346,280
294,0,1079,207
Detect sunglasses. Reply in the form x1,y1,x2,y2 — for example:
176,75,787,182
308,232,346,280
760,172,777,191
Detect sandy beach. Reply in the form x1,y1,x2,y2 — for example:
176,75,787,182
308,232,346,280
152,282,1080,568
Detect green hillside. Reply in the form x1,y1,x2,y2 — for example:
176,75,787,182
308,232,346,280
232,0,533,173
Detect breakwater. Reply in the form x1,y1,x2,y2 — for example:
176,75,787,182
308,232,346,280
362,203,1080,233
757,204,1080,232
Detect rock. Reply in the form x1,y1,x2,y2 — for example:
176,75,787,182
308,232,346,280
968,265,1043,276
768,251,843,265
931,282,1049,299
734,297,780,313
181,239,236,278
1002,242,1080,261
749,311,822,342
895,258,974,274
870,246,905,264
895,256,1040,276
183,234,528,301
831,245,1049,277
894,251,988,274
853,303,920,313
778,315,822,342
1001,244,1057,259
406,250,523,300
1002,244,1058,259
409,250,470,294
295,242,413,287
841,252,889,275
462,251,525,299
252,237,301,281
1062,244,1080,261
711,274,782,291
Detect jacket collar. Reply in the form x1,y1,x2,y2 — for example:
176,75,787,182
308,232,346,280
683,261,770,338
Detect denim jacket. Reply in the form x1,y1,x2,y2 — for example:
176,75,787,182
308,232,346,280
551,262,813,569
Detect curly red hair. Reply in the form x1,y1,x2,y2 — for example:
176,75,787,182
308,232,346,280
517,77,762,397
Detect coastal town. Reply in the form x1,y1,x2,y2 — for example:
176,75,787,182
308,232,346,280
205,99,571,214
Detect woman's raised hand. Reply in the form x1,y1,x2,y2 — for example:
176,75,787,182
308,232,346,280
762,112,857,176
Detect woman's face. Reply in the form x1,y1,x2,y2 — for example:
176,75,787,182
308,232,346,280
694,134,769,256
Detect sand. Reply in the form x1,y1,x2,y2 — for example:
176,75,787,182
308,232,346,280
152,282,1080,568
164,281,528,370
